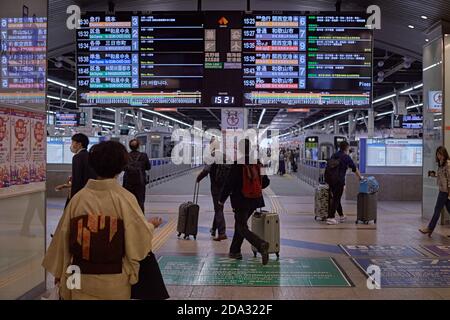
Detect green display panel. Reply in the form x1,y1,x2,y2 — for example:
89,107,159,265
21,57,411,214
159,256,352,287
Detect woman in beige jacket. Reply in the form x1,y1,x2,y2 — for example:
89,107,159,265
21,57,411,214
419,146,450,237
43,141,162,299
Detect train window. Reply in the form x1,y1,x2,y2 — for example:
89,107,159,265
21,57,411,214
334,136,347,151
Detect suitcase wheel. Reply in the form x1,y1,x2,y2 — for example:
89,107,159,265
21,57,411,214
253,250,257,258
193,235,197,240
276,252,280,259
374,219,377,224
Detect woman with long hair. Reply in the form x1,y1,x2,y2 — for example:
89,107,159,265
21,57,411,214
419,146,450,237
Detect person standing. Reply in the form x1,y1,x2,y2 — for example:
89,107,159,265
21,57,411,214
62,133,96,206
325,141,363,225
420,146,450,237
42,141,165,300
123,139,151,214
219,139,270,265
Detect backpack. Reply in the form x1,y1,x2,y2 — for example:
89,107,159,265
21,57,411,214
242,164,262,198
125,153,145,186
324,156,341,186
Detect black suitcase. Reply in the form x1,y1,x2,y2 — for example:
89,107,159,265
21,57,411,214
356,192,377,224
177,182,200,239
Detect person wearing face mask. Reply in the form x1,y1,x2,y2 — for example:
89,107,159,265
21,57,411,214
326,141,363,225
67,133,97,202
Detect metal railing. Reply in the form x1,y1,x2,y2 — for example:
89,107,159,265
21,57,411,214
292,159,327,187
147,157,202,187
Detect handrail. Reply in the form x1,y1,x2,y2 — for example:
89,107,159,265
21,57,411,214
293,158,327,187
147,156,202,187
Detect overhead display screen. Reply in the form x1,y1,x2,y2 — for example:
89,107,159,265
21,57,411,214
76,11,372,108
55,112,86,127
0,17,47,107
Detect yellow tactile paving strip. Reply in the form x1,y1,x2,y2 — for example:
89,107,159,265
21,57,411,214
152,217,177,251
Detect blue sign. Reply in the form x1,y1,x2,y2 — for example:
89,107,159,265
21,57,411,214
340,245,425,258
422,245,450,257
354,258,450,288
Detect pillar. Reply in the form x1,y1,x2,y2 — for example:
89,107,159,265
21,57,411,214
367,109,374,138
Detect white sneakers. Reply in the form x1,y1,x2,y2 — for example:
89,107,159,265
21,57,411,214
326,218,338,225
326,215,347,225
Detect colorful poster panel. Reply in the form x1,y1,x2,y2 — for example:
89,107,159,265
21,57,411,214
0,107,10,188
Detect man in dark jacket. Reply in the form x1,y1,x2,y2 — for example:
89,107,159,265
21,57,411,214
326,141,363,225
69,133,97,201
123,139,151,213
197,138,231,241
219,139,270,265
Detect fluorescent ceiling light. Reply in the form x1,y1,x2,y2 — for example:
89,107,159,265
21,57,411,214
400,87,414,94
408,25,415,29
92,119,115,126
414,83,423,89
48,78,76,91
373,94,396,104
140,108,191,128
47,95,76,104
257,109,266,129
377,111,393,117
421,15,428,19
423,61,442,72
302,109,353,129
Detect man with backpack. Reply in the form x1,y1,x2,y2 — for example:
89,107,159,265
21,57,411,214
324,141,363,225
123,139,151,214
197,138,231,241
218,139,271,265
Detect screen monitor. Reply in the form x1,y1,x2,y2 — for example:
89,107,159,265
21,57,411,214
76,11,373,108
366,139,422,167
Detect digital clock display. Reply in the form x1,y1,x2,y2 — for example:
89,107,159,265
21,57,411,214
212,96,236,105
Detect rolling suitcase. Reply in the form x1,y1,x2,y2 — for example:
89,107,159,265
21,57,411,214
314,184,329,221
251,211,280,259
177,182,200,239
356,192,377,224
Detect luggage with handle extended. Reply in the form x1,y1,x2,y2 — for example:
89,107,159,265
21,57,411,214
251,211,280,259
356,192,377,224
177,182,200,239
314,184,329,221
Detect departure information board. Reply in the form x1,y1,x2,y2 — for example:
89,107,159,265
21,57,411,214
76,12,372,108
0,17,47,107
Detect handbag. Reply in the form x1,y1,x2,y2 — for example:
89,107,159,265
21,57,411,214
131,252,169,300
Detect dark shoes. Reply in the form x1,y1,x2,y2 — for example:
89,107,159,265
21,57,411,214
228,252,243,260
419,228,433,237
213,234,228,241
210,228,216,237
260,242,270,265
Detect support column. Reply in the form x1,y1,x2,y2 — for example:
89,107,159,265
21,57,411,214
367,109,374,138
348,113,355,140
114,109,121,136
82,107,93,128
334,119,339,134
136,110,143,132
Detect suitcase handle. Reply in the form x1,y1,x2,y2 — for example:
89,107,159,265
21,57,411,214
193,181,200,204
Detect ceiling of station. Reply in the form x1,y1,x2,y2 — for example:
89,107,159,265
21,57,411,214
47,0,445,132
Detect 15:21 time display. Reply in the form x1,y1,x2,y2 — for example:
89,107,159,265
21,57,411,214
212,96,236,105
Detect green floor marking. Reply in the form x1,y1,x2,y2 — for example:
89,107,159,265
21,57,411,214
159,256,352,287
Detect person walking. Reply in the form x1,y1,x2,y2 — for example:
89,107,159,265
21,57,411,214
123,139,151,214
419,146,450,237
197,138,231,241
219,139,271,265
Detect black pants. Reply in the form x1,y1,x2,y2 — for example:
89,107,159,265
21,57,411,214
328,183,345,219
211,192,226,235
230,207,265,254
124,184,146,214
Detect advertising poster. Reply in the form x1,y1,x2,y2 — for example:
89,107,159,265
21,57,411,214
0,107,10,188
10,110,31,185
30,111,46,182
428,91,442,113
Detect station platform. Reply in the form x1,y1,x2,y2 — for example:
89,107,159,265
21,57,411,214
45,171,450,300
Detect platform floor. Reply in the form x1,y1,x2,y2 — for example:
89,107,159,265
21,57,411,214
43,170,450,300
